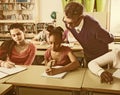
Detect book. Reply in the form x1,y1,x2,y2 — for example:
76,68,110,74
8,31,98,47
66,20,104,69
41,66,67,79
0,65,27,79
113,69,120,79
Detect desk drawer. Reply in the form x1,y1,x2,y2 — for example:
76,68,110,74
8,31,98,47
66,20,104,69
17,87,73,95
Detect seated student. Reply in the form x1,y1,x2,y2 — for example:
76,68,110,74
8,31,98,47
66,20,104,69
88,49,120,83
32,25,54,45
43,26,80,75
0,23,36,68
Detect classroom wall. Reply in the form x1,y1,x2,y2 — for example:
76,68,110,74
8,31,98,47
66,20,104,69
38,0,66,29
110,0,120,36
38,0,63,22
38,0,118,31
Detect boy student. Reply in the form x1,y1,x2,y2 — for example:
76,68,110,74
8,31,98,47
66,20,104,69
0,23,36,68
88,48,120,84
63,2,114,64
43,25,80,75
32,25,54,45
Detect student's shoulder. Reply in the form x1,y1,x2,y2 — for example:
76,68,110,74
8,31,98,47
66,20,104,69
61,45,72,51
27,41,36,49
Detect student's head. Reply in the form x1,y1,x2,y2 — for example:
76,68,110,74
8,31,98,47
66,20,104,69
63,2,84,28
9,23,25,43
44,25,54,42
45,25,54,35
49,26,64,51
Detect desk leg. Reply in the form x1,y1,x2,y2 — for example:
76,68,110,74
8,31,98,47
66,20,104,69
16,87,19,95
72,91,80,95
88,92,93,95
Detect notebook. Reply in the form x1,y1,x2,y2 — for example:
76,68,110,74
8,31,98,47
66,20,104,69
41,66,67,79
112,69,120,79
0,65,27,79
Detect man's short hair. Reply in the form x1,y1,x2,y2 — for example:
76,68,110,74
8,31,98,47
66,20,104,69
64,2,84,18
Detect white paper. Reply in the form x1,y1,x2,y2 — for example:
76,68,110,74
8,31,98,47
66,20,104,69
41,66,67,79
112,69,120,78
0,65,27,78
0,72,8,79
42,71,67,79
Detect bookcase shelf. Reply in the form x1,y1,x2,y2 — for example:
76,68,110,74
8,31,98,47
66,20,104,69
0,0,111,41
0,0,37,39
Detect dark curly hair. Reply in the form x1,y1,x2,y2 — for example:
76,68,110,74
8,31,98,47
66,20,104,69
46,25,54,33
9,23,25,31
49,26,64,39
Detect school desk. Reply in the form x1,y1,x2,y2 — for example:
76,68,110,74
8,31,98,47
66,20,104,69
0,84,13,95
82,69,120,94
6,65,86,95
35,43,84,59
0,41,84,57
0,75,15,84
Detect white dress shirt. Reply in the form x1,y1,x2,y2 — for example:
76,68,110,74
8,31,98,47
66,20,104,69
75,18,84,33
88,48,120,76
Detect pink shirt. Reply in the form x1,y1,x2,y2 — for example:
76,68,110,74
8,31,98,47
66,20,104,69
10,43,36,65
44,46,72,66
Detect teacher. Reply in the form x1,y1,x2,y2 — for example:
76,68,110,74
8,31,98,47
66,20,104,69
63,2,114,65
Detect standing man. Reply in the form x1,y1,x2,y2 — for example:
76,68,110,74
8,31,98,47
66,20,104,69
63,2,114,65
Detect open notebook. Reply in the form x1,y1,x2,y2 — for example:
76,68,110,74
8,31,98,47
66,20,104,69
113,69,120,79
41,66,67,79
0,65,27,79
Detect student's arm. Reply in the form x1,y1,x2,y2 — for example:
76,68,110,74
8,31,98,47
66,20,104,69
24,43,36,65
0,60,15,68
0,60,4,67
0,43,15,68
88,51,113,76
62,51,80,71
88,51,114,83
46,51,80,75
32,32,42,41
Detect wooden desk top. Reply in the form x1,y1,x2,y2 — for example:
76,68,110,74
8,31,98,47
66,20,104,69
35,43,84,57
35,43,83,51
0,75,15,84
6,65,86,91
0,41,120,51
82,69,120,94
109,42,120,50
0,41,83,51
0,84,13,95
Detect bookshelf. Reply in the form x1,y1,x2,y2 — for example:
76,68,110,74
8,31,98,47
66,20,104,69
0,0,111,41
0,0,34,20
0,0,36,40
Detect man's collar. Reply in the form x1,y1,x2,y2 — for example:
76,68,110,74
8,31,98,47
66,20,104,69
75,18,84,33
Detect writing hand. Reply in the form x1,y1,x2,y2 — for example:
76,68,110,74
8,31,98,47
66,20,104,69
45,67,63,75
4,61,15,68
47,60,55,68
45,67,52,75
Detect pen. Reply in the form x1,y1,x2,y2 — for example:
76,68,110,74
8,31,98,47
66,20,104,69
50,60,55,68
50,62,53,68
